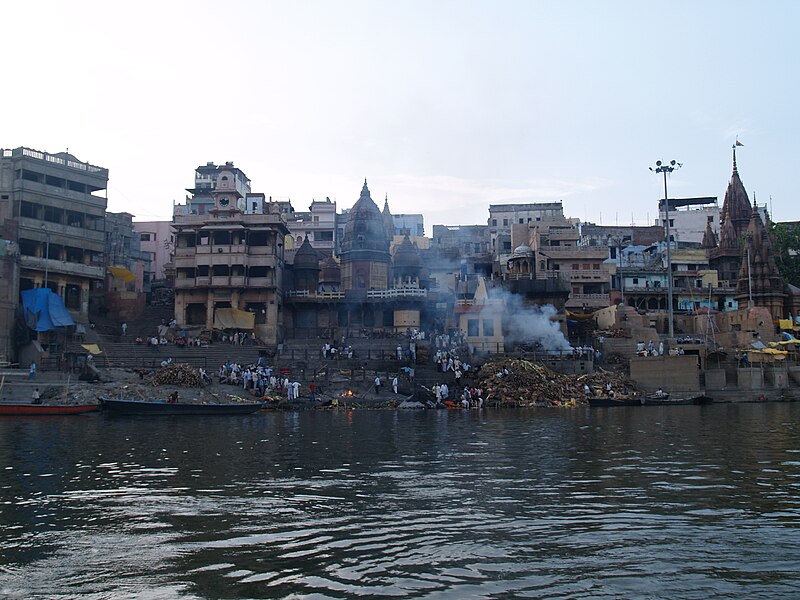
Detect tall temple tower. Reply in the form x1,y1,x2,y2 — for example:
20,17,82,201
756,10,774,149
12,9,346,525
735,200,786,318
709,145,754,284
339,180,391,290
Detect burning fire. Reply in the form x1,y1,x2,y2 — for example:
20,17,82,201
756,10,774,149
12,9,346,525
340,390,354,397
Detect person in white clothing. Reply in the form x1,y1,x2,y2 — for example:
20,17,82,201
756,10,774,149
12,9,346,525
392,376,398,394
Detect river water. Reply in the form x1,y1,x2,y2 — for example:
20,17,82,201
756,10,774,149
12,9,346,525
1,404,799,599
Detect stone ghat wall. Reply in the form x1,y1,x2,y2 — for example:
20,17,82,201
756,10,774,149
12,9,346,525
629,355,701,393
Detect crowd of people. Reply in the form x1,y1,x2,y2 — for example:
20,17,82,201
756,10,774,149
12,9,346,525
216,360,307,400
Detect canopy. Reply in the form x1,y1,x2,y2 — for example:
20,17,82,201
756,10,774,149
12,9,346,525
81,344,103,355
21,289,75,331
213,308,255,330
108,266,135,282
769,339,800,347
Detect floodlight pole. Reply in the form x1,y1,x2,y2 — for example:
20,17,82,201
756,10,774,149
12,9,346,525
41,224,51,290
652,160,681,340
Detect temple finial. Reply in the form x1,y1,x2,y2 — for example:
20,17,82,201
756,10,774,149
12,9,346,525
732,137,743,175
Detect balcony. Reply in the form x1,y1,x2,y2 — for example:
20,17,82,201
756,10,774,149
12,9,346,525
174,278,195,289
566,293,611,308
19,255,104,279
20,217,105,245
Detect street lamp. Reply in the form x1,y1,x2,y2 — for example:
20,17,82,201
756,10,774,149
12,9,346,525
650,160,682,339
41,223,51,291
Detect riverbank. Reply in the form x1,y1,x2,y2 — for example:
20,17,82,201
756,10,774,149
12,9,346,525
3,361,799,409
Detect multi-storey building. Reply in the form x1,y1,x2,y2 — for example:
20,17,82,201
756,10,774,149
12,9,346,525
183,162,251,216
0,146,108,318
102,212,152,319
136,220,174,281
285,198,337,256
172,167,289,345
392,213,425,237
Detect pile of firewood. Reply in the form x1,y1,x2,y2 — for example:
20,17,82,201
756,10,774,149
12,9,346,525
478,359,637,407
597,328,629,339
149,363,204,387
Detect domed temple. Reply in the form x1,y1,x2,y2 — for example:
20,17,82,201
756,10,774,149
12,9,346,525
284,180,431,338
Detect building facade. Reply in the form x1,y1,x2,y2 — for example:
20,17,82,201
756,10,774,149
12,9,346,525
0,146,108,318
173,167,289,345
136,220,175,281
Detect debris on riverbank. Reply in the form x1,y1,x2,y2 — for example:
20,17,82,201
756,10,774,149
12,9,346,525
478,359,638,407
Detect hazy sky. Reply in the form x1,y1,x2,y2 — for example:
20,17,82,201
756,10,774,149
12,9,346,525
4,1,798,232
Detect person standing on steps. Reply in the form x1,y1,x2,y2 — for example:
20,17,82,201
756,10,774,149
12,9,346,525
121,322,127,336
374,375,382,395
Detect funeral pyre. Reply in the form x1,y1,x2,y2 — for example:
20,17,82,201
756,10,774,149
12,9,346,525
478,359,638,407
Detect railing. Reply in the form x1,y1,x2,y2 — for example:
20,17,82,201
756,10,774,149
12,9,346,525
366,288,427,299
19,255,104,278
15,147,108,175
568,293,610,302
20,217,105,244
286,290,345,299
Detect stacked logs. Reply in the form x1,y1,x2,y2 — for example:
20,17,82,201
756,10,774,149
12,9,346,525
149,363,204,387
478,359,637,407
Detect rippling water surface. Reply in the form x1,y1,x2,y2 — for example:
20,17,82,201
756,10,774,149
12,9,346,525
1,404,799,599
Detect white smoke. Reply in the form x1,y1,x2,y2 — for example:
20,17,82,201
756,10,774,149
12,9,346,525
495,290,572,352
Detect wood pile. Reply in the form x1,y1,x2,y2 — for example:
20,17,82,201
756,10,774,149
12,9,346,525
478,359,637,407
597,328,629,339
149,363,204,387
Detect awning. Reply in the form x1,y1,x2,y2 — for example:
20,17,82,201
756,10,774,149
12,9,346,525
81,344,103,355
108,266,135,282
213,308,255,330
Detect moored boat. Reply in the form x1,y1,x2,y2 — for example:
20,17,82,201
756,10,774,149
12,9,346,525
99,397,265,415
587,396,641,407
641,394,714,406
0,403,98,416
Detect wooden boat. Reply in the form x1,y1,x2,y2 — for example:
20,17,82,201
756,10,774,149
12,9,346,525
641,394,714,406
0,403,98,416
587,396,641,407
100,397,265,416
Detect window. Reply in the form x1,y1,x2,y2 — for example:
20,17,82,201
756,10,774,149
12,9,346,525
503,241,512,251
313,216,320,223
572,264,579,270
582,263,590,270
669,219,674,227
503,219,509,226
482,319,494,337
519,218,524,224
593,264,600,270
708,215,714,223
633,278,639,284
140,233,151,241
315,231,333,241
491,219,497,226
467,319,479,337
528,218,532,223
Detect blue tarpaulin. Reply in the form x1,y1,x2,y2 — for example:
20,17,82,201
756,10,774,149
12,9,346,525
21,289,75,331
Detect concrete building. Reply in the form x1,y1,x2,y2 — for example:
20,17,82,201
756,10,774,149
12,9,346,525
103,212,152,320
183,161,251,215
392,213,425,237
285,198,337,257
136,220,174,281
0,240,19,362
0,146,108,318
172,166,289,345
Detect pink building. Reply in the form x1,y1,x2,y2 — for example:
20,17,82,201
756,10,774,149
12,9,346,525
135,220,174,281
